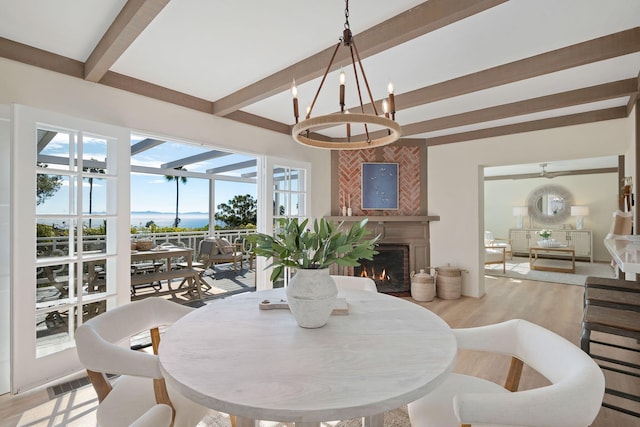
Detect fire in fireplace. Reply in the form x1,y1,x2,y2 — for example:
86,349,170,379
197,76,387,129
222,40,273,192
354,244,410,295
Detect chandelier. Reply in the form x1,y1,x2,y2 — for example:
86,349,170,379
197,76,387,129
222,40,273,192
291,0,402,150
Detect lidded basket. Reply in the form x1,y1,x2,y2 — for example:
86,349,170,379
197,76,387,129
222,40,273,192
411,268,435,302
435,264,463,300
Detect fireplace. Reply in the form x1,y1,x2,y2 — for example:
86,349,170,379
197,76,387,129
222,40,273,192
354,244,410,295
326,216,437,294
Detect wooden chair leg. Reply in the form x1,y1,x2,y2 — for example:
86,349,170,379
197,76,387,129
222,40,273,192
151,327,176,424
86,369,112,403
504,356,524,392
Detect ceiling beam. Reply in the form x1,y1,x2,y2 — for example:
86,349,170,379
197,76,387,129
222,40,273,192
425,107,628,146
101,70,214,114
211,0,508,116
335,79,637,142
85,0,170,82
130,138,165,155
0,36,84,78
224,110,291,135
484,167,618,181
37,130,57,153
37,154,106,169
627,69,640,115
206,160,257,174
131,164,256,183
402,78,637,136
397,27,640,111
161,150,232,169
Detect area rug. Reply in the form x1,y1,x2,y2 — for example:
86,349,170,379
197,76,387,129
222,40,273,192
484,256,616,286
199,407,410,427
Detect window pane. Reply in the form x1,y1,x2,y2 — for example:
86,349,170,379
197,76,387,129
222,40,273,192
290,169,302,191
82,177,107,215
36,219,77,258
273,191,288,216
273,167,289,191
36,265,67,301
290,193,301,216
82,226,107,254
83,259,106,296
36,262,76,302
37,129,75,172
82,136,107,170
36,174,73,215
36,307,75,358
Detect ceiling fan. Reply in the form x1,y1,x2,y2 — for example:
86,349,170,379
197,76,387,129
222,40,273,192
538,163,565,179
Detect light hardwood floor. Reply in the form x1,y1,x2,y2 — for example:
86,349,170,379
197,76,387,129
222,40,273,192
1,275,638,426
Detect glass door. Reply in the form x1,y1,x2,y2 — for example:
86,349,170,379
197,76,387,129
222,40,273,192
259,157,309,289
11,105,130,392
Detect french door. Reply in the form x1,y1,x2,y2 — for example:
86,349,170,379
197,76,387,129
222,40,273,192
11,105,131,392
258,157,310,289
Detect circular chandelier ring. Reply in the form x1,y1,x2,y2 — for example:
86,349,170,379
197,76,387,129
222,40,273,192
292,113,402,150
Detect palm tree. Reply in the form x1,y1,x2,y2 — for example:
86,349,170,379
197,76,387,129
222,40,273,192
83,160,105,228
165,166,188,228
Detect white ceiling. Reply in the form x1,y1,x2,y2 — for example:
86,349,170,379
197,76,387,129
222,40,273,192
0,0,638,174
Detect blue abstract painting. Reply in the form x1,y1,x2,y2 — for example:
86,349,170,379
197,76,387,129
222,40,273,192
361,163,399,210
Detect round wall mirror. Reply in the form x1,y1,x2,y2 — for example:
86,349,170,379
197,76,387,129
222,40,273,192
527,184,573,225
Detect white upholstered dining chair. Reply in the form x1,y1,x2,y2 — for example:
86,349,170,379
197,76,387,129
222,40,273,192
407,319,604,427
75,298,211,427
129,404,172,427
330,275,378,292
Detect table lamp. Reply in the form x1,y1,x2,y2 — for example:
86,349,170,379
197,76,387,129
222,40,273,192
512,206,529,229
571,206,589,230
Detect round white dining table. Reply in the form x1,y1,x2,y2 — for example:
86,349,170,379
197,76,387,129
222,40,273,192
159,288,456,427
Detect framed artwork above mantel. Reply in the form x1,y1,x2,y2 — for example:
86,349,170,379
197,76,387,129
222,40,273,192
361,162,399,210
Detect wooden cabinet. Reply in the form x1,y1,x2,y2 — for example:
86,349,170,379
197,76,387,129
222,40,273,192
509,229,593,262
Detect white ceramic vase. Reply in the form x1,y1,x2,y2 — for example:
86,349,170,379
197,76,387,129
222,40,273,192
286,268,338,328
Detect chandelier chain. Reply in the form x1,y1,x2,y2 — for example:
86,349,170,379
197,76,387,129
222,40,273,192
344,0,350,30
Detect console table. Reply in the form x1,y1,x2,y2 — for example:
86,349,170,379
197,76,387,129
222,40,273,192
510,229,592,262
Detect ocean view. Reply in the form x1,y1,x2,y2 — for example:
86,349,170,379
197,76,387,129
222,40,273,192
131,212,209,229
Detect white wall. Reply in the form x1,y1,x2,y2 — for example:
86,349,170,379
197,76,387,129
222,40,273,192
429,117,635,297
0,106,10,394
0,58,332,219
485,172,618,262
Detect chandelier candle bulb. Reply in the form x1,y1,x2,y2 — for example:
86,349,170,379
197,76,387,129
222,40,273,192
388,82,395,119
382,100,389,118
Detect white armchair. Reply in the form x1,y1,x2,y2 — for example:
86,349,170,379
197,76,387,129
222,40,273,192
484,231,512,260
76,298,211,427
484,245,506,273
407,319,605,427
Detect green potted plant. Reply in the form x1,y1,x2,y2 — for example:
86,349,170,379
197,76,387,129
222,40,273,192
249,217,380,328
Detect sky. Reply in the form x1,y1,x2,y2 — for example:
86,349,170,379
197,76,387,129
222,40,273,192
130,173,256,213
37,131,257,216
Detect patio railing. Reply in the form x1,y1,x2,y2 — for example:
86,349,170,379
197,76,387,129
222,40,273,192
37,229,257,257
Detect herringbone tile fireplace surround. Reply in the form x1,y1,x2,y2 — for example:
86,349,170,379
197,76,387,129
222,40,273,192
329,144,437,294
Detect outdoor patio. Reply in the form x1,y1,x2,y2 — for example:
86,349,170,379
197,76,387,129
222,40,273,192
131,261,257,306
